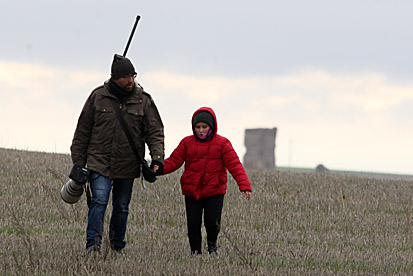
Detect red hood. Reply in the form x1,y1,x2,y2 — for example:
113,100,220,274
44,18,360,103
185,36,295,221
191,106,218,135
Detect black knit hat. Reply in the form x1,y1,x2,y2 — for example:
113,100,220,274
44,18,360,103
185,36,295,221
192,111,214,128
111,54,136,80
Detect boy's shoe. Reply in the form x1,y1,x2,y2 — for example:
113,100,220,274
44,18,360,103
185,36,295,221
207,241,218,255
191,249,202,255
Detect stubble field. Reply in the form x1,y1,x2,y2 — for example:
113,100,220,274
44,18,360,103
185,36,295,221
0,147,412,275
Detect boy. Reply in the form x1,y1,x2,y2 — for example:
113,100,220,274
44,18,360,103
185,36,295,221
153,107,251,254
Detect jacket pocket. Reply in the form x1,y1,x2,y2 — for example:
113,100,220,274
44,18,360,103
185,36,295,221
94,105,115,125
125,108,144,132
89,105,116,145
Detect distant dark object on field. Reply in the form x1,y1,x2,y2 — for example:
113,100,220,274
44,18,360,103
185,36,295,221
243,128,277,170
316,164,330,174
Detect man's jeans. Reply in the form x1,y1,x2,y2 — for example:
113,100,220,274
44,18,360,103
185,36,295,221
86,172,134,250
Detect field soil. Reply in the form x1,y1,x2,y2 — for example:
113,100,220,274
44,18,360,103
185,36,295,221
1,148,412,275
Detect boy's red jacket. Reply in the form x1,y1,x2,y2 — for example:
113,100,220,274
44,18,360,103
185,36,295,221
163,107,252,200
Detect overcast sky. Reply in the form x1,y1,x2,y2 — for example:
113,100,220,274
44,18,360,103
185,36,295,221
1,0,412,174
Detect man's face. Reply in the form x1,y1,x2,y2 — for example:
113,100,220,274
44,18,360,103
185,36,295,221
113,74,136,92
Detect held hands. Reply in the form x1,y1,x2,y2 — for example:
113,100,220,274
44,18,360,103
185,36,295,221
241,191,251,200
150,161,164,176
152,165,160,173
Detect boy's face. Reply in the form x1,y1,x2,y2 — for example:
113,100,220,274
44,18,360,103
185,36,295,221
194,122,211,139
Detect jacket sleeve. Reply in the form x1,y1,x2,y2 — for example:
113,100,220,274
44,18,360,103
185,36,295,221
70,93,95,167
142,94,165,164
163,138,186,175
222,139,252,192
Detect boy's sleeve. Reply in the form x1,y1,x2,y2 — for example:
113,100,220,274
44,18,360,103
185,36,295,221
163,138,187,175
222,139,252,192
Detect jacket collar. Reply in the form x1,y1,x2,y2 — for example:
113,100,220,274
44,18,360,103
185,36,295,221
101,80,143,104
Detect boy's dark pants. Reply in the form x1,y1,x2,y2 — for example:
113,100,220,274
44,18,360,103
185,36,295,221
184,195,224,254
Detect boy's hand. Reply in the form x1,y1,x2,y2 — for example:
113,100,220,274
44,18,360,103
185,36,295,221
150,161,164,175
242,191,251,200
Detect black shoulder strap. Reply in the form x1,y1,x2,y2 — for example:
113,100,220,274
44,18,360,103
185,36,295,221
110,98,151,173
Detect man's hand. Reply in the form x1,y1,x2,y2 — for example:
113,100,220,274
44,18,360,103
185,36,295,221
142,166,157,183
69,164,90,184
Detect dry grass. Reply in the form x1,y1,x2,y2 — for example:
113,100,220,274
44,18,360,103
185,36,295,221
0,147,412,275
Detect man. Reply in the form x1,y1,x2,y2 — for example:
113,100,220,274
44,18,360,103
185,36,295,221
70,54,164,253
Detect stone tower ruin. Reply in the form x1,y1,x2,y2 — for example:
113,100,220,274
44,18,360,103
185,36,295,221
243,128,277,170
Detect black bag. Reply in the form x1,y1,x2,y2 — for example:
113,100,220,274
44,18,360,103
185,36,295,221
110,99,157,183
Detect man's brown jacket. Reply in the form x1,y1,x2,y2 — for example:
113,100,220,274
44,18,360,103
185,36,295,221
71,81,164,179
